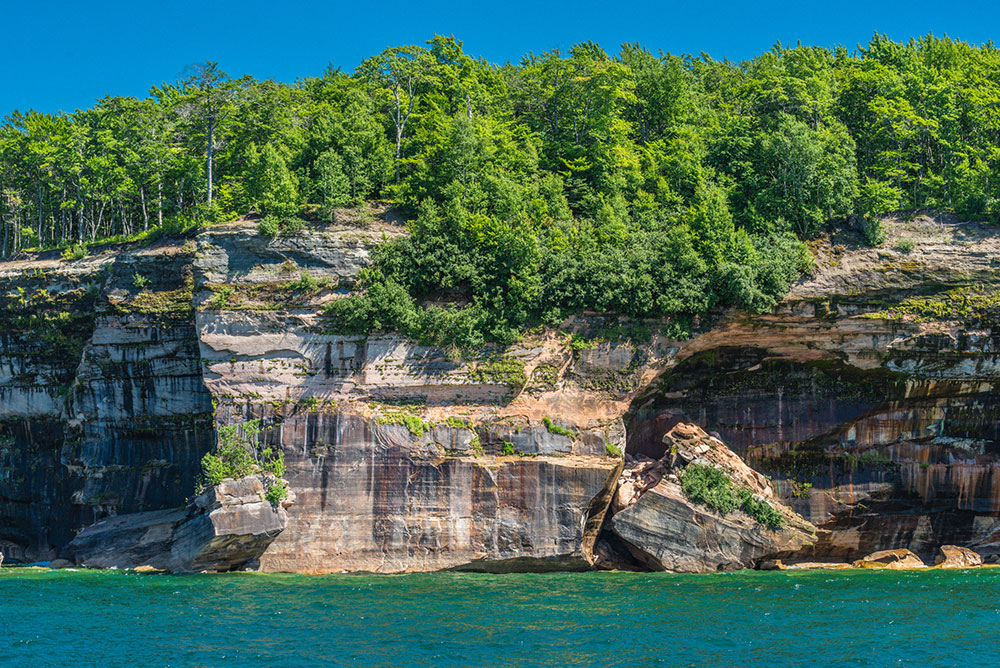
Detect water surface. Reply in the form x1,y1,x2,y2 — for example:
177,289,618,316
2,567,997,667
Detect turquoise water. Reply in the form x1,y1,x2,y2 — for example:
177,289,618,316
2,568,998,667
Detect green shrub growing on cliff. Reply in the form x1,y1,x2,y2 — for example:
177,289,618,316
61,243,88,260
680,464,738,514
376,411,432,437
679,463,784,530
201,419,288,505
471,358,527,388
542,417,575,439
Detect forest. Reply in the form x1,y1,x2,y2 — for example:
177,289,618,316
2,34,999,346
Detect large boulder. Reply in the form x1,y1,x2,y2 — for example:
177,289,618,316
67,476,287,572
934,545,982,569
852,548,925,569
609,423,817,572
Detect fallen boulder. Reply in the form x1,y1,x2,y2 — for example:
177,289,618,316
66,476,288,573
934,545,982,569
852,548,925,569
609,423,817,572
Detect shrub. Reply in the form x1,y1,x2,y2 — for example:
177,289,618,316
736,488,784,529
293,270,319,292
471,358,527,388
542,417,575,439
858,180,902,247
61,243,88,260
208,285,237,309
680,463,738,514
258,214,306,237
132,273,150,289
200,419,288,505
895,238,915,253
605,442,623,457
679,463,784,529
258,216,280,237
863,220,888,246
375,411,432,437
501,441,517,456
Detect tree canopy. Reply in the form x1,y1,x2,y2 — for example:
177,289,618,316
2,34,998,345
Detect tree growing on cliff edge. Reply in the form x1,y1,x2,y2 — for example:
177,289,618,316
4,33,1000,344
356,45,433,183
178,61,234,207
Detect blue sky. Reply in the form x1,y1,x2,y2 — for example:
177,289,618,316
2,0,998,116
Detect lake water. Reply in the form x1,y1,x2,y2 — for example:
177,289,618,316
1,567,998,667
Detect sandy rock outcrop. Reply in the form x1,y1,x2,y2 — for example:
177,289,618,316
934,545,982,569
67,476,287,572
609,423,816,572
852,548,926,569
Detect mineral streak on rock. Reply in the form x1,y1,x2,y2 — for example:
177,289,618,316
4,213,1000,572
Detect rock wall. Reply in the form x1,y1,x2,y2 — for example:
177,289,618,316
627,216,1000,563
0,245,213,562
3,212,999,571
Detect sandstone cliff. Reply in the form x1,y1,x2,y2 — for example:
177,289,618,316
2,210,999,571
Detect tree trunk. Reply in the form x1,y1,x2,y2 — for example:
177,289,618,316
207,116,214,203
140,186,149,231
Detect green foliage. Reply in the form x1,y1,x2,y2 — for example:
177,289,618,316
264,478,289,506
7,35,1000,340
542,417,576,439
61,244,88,260
679,463,784,530
258,214,306,237
471,358,527,388
293,270,319,292
895,238,915,253
791,481,813,498
469,435,484,457
858,180,902,246
207,285,237,309
605,442,623,457
863,286,1000,323
680,463,738,513
132,273,150,289
244,142,299,216
501,441,517,456
200,419,288,505
257,217,279,237
375,411,433,436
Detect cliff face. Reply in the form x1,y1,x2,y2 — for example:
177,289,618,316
2,211,999,571
0,244,213,562
630,215,1000,563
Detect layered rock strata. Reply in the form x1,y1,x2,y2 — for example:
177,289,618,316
3,212,1000,572
609,423,816,571
67,475,287,572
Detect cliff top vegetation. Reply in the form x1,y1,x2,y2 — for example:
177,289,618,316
2,34,999,346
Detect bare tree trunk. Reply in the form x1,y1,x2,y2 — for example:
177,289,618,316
140,186,149,231
207,116,214,203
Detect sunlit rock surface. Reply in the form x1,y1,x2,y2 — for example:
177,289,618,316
3,213,1000,571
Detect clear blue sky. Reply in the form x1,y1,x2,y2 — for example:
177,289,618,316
2,0,998,116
